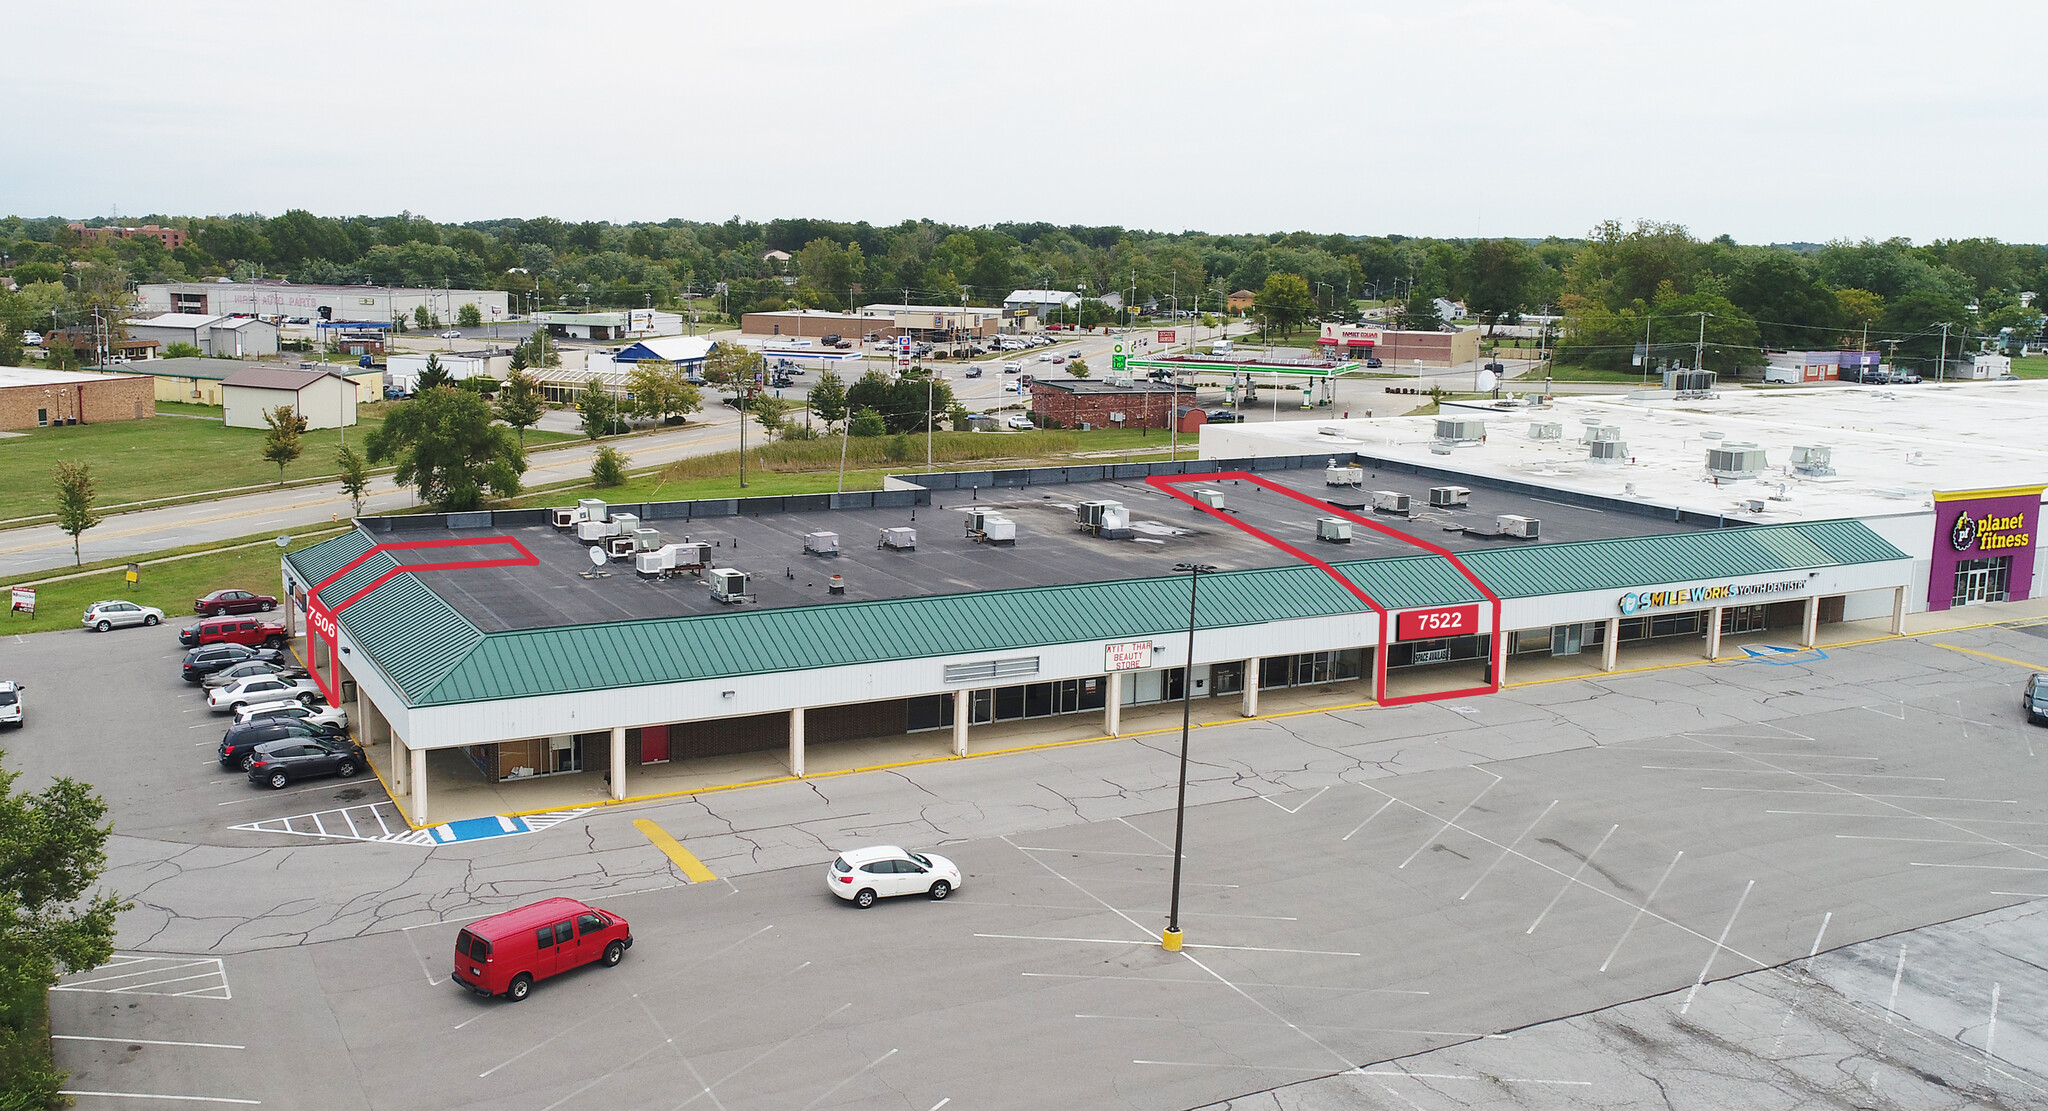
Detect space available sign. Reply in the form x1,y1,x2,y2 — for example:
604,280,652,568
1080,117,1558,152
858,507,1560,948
1927,486,2042,611
1618,579,1807,615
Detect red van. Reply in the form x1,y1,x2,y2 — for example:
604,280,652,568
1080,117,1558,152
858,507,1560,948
451,897,633,1002
177,616,288,649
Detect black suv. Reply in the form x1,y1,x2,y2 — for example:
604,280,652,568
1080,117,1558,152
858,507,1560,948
220,719,333,771
183,644,290,683
247,736,367,789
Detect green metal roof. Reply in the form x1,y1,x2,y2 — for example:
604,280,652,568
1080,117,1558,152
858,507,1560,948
289,519,1908,708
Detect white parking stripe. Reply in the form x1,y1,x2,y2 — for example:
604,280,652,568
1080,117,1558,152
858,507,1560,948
53,1036,244,1050
57,1091,258,1105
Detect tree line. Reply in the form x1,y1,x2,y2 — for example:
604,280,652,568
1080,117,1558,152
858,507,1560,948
3,212,2041,373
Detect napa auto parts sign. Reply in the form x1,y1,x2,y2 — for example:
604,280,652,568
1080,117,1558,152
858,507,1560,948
1928,486,2042,611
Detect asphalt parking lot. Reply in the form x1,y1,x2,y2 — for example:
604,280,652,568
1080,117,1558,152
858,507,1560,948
23,616,2048,1109
2,620,397,845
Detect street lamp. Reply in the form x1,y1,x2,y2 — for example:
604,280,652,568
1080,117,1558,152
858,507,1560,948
1162,560,1217,952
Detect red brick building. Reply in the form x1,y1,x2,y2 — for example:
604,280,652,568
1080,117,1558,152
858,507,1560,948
1030,379,1194,430
0,367,156,429
68,222,186,250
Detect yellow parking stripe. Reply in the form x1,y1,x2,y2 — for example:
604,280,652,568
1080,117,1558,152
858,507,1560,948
633,819,717,883
1932,643,2048,672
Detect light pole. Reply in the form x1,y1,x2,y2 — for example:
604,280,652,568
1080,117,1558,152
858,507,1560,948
1640,309,1654,386
1689,311,1713,376
1162,560,1216,952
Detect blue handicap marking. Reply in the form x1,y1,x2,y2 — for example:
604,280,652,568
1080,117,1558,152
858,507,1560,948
430,814,533,844
1739,644,1828,666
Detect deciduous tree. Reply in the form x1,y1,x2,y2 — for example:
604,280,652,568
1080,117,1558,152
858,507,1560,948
260,405,308,484
493,367,545,444
807,368,848,429
336,444,370,516
365,388,526,510
577,378,618,439
51,460,101,566
1254,273,1314,336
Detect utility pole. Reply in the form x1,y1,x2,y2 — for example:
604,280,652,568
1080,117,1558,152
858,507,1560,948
1936,321,1952,382
1691,311,1713,375
1640,309,1654,386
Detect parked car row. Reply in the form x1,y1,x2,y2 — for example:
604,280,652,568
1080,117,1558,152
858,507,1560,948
175,638,362,789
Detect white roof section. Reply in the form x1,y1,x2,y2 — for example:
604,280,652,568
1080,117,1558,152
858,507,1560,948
1004,289,1081,306
624,335,715,361
1199,381,2048,523
133,312,224,328
210,316,272,331
0,366,148,387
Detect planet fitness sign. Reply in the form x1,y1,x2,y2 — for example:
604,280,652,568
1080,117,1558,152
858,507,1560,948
1927,486,2042,611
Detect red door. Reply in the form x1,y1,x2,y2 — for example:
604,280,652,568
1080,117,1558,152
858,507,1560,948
640,724,670,764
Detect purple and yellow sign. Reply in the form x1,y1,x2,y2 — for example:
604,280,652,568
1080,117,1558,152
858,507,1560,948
1927,486,2042,610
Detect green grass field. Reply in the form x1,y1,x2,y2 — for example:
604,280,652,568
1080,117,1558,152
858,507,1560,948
6,529,346,636
0,406,577,524
512,429,1201,507
2011,355,2048,379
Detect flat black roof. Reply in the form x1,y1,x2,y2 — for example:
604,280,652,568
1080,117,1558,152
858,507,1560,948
389,467,1707,634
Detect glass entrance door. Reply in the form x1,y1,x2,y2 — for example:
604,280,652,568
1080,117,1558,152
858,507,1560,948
1961,567,1991,605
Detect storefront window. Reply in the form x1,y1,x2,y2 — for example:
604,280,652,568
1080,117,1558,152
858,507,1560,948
1952,557,2011,606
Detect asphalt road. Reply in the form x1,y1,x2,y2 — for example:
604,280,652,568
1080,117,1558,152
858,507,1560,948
23,609,2048,1109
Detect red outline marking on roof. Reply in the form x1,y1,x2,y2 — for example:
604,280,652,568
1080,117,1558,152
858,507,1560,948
303,537,538,705
1144,473,1502,707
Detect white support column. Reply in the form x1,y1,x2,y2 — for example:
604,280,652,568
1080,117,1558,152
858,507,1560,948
610,725,627,800
1240,659,1260,717
1891,586,1907,635
952,690,969,756
1601,618,1620,672
386,717,405,796
1105,673,1122,737
1705,606,1724,660
789,708,807,777
410,744,428,825
1801,595,1821,648
1493,639,1506,686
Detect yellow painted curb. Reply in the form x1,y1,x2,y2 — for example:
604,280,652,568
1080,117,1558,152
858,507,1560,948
632,818,717,882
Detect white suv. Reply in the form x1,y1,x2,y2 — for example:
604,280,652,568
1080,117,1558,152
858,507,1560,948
0,681,21,729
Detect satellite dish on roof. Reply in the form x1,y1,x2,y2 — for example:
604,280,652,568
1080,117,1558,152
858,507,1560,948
587,546,606,567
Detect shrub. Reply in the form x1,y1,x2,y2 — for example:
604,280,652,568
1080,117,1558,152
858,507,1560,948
591,445,630,488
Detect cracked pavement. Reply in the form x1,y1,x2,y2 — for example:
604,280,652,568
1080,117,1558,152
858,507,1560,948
15,616,2048,1108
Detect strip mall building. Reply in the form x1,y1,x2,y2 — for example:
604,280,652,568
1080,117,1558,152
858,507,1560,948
282,436,1970,822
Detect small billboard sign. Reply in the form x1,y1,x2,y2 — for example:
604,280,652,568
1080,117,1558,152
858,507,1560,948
9,587,34,615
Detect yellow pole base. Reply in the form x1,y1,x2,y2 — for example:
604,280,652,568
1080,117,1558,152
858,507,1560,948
1161,928,1183,952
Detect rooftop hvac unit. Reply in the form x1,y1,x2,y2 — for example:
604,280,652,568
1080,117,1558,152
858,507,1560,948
1587,425,1623,442
1528,422,1563,440
965,511,1016,544
1077,500,1133,536
1429,485,1470,508
604,534,639,560
635,546,677,577
1663,369,1717,394
804,531,840,557
610,513,639,534
1325,464,1364,487
578,498,608,522
1743,498,1767,514
576,517,622,541
1497,515,1540,539
1371,490,1410,513
1706,442,1769,481
550,505,587,530
708,568,753,604
632,528,663,553
673,541,711,569
1587,439,1628,463
1790,444,1835,477
1194,489,1226,510
1317,517,1352,543
1434,418,1486,444
878,527,917,551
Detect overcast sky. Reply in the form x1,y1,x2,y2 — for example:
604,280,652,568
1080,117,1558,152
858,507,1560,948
8,0,2042,244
